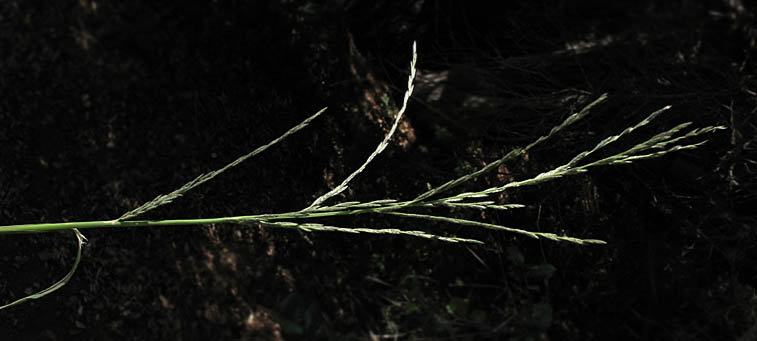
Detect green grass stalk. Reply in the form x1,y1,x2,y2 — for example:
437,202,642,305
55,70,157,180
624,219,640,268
0,41,724,310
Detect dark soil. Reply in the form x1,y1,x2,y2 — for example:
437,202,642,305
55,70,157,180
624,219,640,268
1,1,755,340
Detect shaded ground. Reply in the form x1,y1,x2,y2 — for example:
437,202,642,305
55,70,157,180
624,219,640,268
0,1,755,340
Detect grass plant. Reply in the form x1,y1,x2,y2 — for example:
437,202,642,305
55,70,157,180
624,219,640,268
0,42,724,310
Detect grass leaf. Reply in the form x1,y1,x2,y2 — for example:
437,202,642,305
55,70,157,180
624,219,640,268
0,229,86,311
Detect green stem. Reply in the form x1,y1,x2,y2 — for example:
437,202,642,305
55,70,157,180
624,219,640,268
0,218,233,234
0,205,415,234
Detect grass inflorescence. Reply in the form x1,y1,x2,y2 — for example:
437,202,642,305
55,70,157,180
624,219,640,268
0,41,724,310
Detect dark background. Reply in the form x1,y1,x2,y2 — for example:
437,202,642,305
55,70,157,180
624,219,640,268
0,1,754,340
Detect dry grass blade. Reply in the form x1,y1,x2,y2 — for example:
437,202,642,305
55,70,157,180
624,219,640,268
434,108,724,203
385,212,605,244
0,229,86,310
118,107,327,221
524,93,608,150
411,148,524,203
558,105,671,171
258,220,483,244
303,42,418,211
411,94,608,204
420,201,526,211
